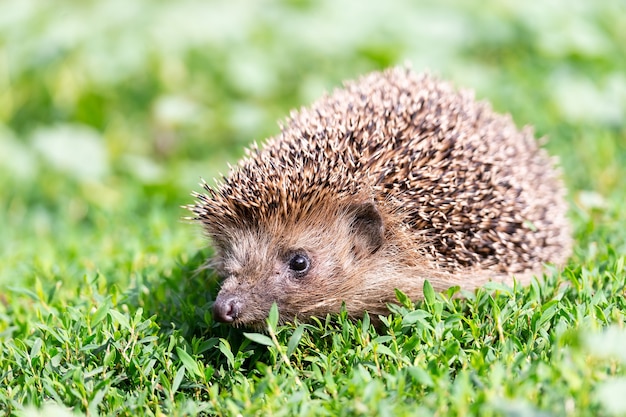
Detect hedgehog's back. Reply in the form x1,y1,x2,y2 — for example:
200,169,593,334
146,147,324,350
275,67,571,273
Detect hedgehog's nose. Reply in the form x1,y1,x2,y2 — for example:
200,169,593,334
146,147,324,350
213,295,241,323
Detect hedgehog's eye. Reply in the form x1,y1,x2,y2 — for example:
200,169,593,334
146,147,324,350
288,253,310,275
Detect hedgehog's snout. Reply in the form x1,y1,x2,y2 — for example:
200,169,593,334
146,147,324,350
213,293,241,323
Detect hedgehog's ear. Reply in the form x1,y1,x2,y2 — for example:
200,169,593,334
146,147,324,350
348,202,384,257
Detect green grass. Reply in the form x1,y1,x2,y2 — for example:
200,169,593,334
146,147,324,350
1,0,625,415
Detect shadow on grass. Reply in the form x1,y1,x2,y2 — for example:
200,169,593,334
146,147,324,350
121,249,264,368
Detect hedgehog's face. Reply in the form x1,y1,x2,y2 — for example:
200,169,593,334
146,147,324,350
210,201,385,328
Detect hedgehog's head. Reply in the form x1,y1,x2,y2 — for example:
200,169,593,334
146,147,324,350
190,182,392,328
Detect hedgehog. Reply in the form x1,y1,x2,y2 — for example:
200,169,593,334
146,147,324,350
188,67,571,328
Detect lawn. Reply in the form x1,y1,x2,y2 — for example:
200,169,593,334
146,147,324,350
1,0,625,416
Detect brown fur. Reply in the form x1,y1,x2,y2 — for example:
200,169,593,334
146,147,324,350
187,67,571,328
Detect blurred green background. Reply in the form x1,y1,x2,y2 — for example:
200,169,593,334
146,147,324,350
1,0,625,290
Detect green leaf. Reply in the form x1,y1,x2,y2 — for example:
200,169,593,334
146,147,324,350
287,325,305,357
394,288,413,308
361,312,371,335
172,366,186,394
176,347,202,378
244,332,274,347
402,309,432,327
218,339,235,369
103,348,116,367
423,280,435,306
407,366,435,387
30,338,43,359
267,303,279,330
374,344,395,358
91,301,110,329
34,277,45,301
108,309,131,331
